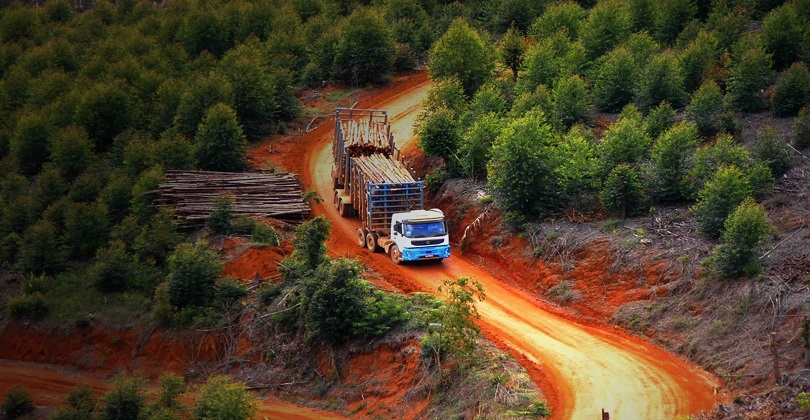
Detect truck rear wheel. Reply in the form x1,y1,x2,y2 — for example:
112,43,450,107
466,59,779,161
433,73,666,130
356,228,367,248
389,245,403,265
366,232,380,252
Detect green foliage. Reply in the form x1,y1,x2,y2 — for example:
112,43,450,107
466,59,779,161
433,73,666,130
6,292,49,320
752,126,791,177
693,166,752,238
498,27,525,81
711,198,774,278
10,111,52,176
525,400,552,418
252,222,280,246
93,240,134,292
193,376,255,420
74,81,136,151
176,8,229,58
600,163,646,218
156,374,184,409
52,384,97,420
1,386,34,420
49,126,93,181
645,101,677,139
64,201,110,260
653,0,697,45
725,43,774,112
102,375,146,420
487,111,562,220
555,126,599,211
463,83,507,126
510,85,553,118
678,30,719,93
424,166,449,194
303,258,407,343
761,4,803,71
333,7,395,86
420,77,467,117
687,134,751,196
217,42,279,136
422,277,485,367
214,279,248,310
520,33,585,92
552,74,591,129
706,7,750,53
195,103,246,172
18,219,64,274
167,240,222,309
771,62,810,117
528,1,586,40
173,73,234,139
629,0,654,33
794,106,810,150
151,282,173,327
206,194,235,234
579,0,631,60
153,133,196,171
651,121,700,202
599,115,651,177
798,391,810,411
283,216,330,277
132,209,182,265
457,113,504,179
418,108,461,164
635,52,687,112
687,80,725,136
593,46,636,112
428,18,494,96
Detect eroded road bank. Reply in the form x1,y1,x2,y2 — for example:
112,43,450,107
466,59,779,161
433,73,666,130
274,71,721,419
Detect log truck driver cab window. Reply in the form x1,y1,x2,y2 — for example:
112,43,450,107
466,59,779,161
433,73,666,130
402,220,447,238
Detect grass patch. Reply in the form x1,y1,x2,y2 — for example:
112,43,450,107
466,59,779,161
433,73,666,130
547,281,581,305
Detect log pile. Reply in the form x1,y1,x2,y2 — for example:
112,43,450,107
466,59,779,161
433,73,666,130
341,119,391,157
158,171,310,226
353,154,415,184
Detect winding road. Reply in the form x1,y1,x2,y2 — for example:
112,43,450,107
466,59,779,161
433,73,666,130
284,72,721,419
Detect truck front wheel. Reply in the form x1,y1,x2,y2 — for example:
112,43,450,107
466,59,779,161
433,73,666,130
389,245,403,265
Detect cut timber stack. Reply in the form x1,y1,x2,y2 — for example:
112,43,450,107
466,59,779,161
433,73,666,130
341,119,391,157
353,154,415,184
158,171,310,226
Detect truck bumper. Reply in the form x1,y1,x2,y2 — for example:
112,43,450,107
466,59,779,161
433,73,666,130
401,245,450,261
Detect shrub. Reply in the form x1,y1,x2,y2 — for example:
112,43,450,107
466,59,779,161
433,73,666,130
10,111,52,176
1,386,35,419
645,101,676,139
771,62,810,117
74,81,136,151
752,126,791,177
457,114,504,179
333,8,396,86
206,194,235,234
711,198,774,278
6,293,48,320
49,126,93,181
651,121,700,202
599,116,651,177
518,33,584,92
424,166,448,194
18,220,64,274
102,375,146,420
600,164,646,218
761,5,803,71
487,111,562,219
653,0,697,45
692,166,752,238
678,30,719,93
510,85,553,118
428,18,494,96
193,376,255,420
687,134,751,195
252,222,280,246
593,47,636,112
421,278,485,366
419,77,467,117
528,1,586,40
706,8,750,53
173,73,234,139
554,126,599,211
579,0,632,60
213,279,248,310
464,84,507,125
553,74,591,129
498,27,526,81
167,241,222,309
64,201,110,260
151,282,173,327
635,52,687,112
725,44,774,112
626,31,660,66
629,0,654,33
130,166,166,222
217,43,278,137
93,240,134,292
283,216,330,277
417,108,461,163
195,103,247,172
687,80,725,136
793,106,810,150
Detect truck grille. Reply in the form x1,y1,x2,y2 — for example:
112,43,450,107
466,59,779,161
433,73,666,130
412,239,443,246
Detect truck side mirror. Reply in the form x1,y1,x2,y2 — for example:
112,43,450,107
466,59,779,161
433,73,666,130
393,222,402,234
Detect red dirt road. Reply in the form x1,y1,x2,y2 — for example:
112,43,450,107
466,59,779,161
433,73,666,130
276,71,721,419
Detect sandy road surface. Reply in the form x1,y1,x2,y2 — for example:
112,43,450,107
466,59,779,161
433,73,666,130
286,72,721,419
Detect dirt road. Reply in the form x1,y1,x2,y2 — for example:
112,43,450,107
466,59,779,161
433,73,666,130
285,72,721,419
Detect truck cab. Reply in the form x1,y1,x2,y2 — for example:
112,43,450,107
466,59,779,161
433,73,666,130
387,209,451,264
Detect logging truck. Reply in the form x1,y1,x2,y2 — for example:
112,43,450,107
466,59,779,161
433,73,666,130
332,107,451,264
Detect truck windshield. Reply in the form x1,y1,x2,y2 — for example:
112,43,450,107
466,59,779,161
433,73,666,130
403,221,446,238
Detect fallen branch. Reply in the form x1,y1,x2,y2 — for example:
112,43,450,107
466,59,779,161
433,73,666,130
759,228,803,260
786,142,807,158
246,381,307,390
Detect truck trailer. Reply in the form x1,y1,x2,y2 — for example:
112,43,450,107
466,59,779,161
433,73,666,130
332,107,450,264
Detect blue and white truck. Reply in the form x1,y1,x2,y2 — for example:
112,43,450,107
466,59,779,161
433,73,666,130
332,107,450,264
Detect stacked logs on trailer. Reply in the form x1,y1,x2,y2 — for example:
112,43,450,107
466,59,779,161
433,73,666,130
341,118,392,158
353,154,415,183
158,171,310,226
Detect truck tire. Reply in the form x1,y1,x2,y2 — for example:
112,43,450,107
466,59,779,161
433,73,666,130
389,245,403,265
366,232,380,253
356,228,367,248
